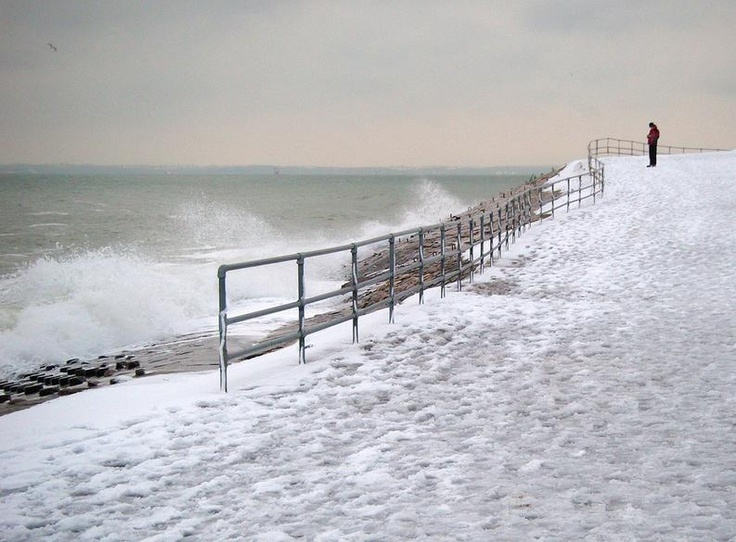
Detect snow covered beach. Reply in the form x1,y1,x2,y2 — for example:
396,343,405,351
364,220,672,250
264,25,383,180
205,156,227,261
1,152,735,540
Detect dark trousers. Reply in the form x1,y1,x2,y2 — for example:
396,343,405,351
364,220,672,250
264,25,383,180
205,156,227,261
649,143,657,166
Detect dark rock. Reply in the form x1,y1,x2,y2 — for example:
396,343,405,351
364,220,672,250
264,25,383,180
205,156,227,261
23,383,43,395
69,367,96,378
0,393,10,403
115,360,140,371
134,368,146,377
96,366,113,377
39,387,59,397
59,375,85,387
58,387,84,396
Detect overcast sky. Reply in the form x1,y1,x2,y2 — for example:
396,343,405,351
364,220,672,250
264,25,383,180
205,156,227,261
1,0,735,167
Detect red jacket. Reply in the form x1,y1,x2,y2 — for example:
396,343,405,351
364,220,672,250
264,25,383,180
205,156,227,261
647,125,660,145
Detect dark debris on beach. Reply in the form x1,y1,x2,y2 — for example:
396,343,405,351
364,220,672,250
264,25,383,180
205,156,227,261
0,355,142,415
0,333,221,416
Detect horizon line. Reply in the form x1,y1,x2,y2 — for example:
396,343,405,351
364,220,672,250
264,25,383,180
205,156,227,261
0,162,559,174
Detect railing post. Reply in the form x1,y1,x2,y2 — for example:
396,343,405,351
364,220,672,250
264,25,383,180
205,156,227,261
388,235,396,323
519,196,524,234
601,163,605,196
578,175,582,207
297,254,306,364
521,193,527,230
418,228,425,304
351,244,359,343
217,268,228,392
521,194,527,232
538,187,544,223
488,211,495,265
592,170,597,204
479,214,485,274
456,222,462,291
440,224,447,298
468,218,475,283
550,182,556,218
496,208,503,258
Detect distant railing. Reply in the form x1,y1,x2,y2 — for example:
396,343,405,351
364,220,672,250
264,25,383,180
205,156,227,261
217,162,605,391
586,137,727,178
588,137,725,160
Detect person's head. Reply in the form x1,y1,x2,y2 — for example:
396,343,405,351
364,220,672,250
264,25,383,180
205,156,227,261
649,122,656,127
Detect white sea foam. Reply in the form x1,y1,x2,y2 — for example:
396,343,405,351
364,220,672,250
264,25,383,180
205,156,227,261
354,178,466,240
170,197,281,254
400,178,467,227
27,223,68,228
0,250,214,377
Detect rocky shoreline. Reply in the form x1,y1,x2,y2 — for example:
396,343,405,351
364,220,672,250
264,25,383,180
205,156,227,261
0,332,223,416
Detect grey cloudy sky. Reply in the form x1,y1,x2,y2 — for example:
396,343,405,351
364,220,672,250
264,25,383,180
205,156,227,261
1,0,735,167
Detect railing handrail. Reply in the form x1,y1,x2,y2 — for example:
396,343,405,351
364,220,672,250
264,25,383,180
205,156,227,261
588,137,726,159
216,164,605,391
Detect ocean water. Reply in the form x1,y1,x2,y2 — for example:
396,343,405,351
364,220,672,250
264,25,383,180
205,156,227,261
0,171,534,378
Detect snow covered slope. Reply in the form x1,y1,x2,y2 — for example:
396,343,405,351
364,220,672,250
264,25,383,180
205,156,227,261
1,152,735,540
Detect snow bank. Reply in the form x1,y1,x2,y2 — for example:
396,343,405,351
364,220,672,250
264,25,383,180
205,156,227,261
1,152,734,541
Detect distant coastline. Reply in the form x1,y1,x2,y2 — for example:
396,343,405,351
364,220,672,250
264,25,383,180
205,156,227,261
0,163,555,176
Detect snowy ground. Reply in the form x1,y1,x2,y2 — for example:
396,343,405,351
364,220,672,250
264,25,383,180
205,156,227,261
1,152,735,541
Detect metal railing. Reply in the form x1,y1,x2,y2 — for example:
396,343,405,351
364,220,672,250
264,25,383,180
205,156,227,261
587,137,725,160
216,163,605,391
545,161,604,217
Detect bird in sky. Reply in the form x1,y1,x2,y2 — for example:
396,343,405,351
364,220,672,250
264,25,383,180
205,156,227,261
47,43,57,52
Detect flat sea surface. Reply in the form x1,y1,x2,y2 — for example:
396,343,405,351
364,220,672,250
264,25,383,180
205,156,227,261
0,170,538,377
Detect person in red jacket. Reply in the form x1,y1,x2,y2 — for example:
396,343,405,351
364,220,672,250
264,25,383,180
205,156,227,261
647,122,660,167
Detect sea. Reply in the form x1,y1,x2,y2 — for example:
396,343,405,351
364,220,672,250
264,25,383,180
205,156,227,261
0,167,545,378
